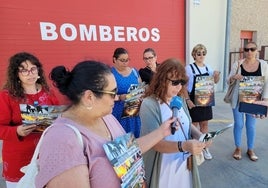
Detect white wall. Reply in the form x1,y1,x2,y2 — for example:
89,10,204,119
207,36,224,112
186,0,227,92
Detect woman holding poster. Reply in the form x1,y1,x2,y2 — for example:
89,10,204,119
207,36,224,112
111,47,142,138
184,44,220,160
0,52,59,188
140,58,209,188
226,42,268,161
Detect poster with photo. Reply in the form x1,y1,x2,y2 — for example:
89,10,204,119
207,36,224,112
194,75,215,106
239,76,265,103
121,82,147,118
20,104,67,132
103,133,145,188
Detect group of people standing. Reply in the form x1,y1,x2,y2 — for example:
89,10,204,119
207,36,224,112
0,42,267,188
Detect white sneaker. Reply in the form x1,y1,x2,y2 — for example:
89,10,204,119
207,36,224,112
203,148,213,160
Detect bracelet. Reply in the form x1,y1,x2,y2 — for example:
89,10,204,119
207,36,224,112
185,98,190,101
178,141,184,152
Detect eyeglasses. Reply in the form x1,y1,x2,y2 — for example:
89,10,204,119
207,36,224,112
117,58,130,63
167,78,187,86
244,47,257,52
92,88,118,98
18,67,38,76
143,56,154,61
196,52,206,56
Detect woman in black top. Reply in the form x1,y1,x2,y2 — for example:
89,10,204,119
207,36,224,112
139,48,159,84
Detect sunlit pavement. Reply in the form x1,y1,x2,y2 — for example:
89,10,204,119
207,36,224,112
199,92,268,188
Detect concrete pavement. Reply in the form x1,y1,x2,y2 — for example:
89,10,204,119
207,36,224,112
199,92,268,188
0,92,267,188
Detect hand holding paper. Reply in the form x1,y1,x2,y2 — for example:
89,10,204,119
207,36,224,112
199,124,233,142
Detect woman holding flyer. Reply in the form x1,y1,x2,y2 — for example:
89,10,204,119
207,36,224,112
140,58,210,188
227,42,268,161
0,52,59,188
111,47,142,138
184,44,220,160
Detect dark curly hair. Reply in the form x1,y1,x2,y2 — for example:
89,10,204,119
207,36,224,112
3,52,49,99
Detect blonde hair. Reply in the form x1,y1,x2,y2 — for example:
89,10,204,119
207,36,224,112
191,44,207,60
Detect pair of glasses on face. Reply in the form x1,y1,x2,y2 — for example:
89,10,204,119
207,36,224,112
196,52,206,56
143,56,154,61
18,67,38,76
167,78,187,86
117,58,130,63
244,47,257,52
92,88,118,99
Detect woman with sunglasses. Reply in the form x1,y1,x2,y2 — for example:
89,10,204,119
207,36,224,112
227,42,268,161
184,44,220,160
35,60,176,188
0,52,59,188
140,58,209,188
139,48,159,84
111,47,142,138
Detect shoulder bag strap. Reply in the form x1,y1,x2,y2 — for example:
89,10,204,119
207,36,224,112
65,124,89,168
29,125,55,163
132,68,139,79
65,124,83,146
31,124,83,163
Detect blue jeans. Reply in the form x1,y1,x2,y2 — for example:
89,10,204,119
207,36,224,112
232,105,256,150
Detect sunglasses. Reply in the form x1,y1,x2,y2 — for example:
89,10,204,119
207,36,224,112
167,78,187,86
92,88,118,98
143,56,154,61
196,52,206,56
244,47,257,52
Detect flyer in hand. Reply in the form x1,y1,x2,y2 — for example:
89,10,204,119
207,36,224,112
20,104,67,132
239,76,265,103
199,124,233,142
121,82,147,118
194,75,215,106
103,133,145,188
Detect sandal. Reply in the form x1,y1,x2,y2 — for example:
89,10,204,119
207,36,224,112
247,150,258,161
233,148,242,160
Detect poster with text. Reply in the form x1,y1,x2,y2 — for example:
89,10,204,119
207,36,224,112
194,76,215,106
103,133,145,188
239,76,265,103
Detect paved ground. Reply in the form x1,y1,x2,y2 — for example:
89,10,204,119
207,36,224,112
199,92,268,188
0,92,267,188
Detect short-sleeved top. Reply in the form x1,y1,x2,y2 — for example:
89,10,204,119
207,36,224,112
35,114,125,188
185,63,214,93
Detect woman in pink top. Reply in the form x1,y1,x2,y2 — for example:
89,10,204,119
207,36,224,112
35,60,176,188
